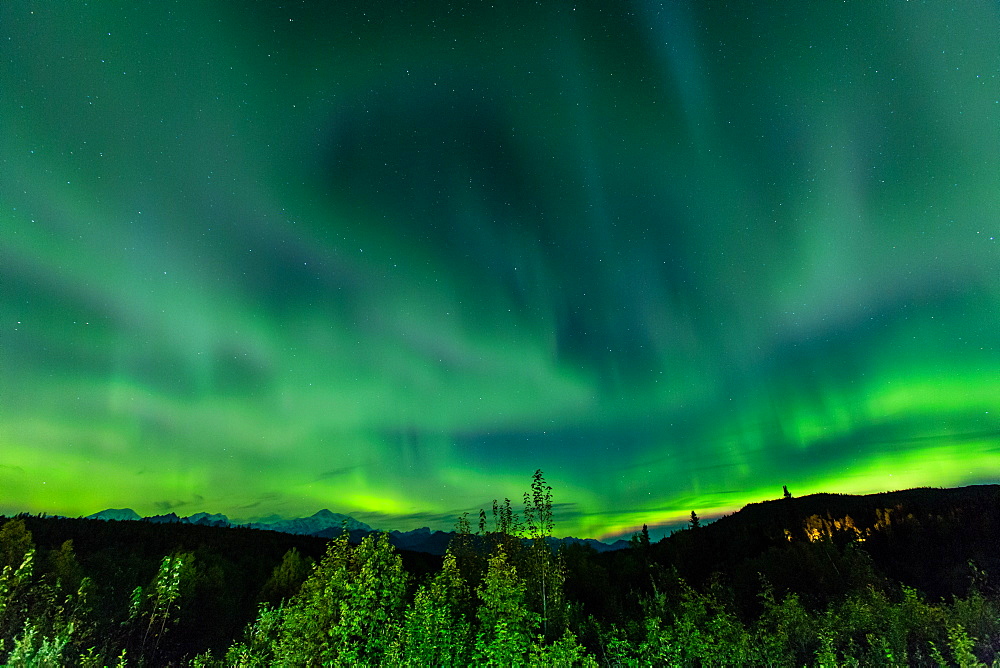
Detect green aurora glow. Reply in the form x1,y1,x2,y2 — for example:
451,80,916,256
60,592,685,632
1,1,998,539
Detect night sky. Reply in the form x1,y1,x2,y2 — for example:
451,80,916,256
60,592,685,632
2,2,998,540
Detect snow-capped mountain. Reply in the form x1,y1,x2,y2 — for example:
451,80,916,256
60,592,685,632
86,508,142,521
188,512,231,526
248,509,372,534
84,507,372,534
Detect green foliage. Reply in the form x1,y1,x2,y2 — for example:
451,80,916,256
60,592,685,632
6,618,75,667
528,629,598,667
594,623,640,666
328,531,407,663
637,574,801,666
493,497,523,538
524,469,554,541
0,553,92,667
253,531,409,666
474,545,538,665
189,648,216,667
0,520,35,572
272,531,353,664
135,551,196,657
944,622,985,668
899,585,948,651
0,549,34,635
259,547,312,605
814,612,841,667
46,540,84,595
929,639,951,667
0,522,37,657
223,603,284,667
449,511,484,592
948,588,1000,664
755,577,816,665
402,551,472,666
665,577,753,665
455,511,472,537
520,471,567,639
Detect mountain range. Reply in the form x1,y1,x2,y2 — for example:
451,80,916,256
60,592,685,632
84,508,629,554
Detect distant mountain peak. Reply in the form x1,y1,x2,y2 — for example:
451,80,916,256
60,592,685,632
187,512,231,526
78,507,630,555
247,510,373,535
87,508,141,521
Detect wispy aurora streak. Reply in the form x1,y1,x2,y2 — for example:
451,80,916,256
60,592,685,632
1,1,998,539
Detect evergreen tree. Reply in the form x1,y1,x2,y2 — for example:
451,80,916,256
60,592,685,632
630,524,652,551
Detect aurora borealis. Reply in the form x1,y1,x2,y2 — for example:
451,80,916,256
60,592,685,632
2,2,998,541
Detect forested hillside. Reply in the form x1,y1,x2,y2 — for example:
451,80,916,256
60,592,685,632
1,475,998,666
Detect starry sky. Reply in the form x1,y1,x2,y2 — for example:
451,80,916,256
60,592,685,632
2,1,999,540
